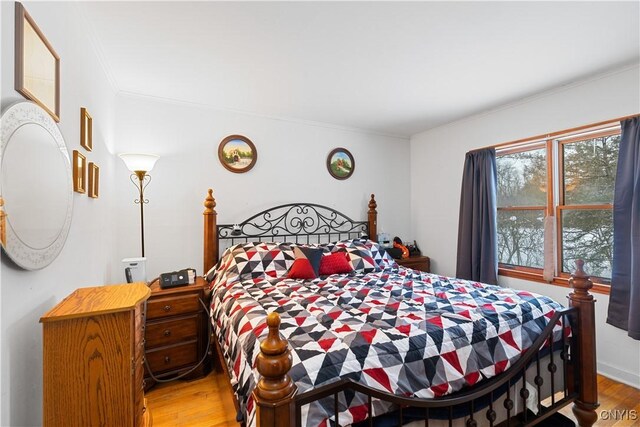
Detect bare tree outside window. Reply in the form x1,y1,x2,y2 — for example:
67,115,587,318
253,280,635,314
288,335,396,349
497,147,546,268
496,130,619,283
560,133,619,280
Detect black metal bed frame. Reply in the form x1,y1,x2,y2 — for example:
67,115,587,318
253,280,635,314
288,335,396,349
217,202,370,246
293,308,579,427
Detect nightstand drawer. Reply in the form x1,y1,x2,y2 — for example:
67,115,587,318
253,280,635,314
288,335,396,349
146,340,198,373
147,293,199,319
143,277,211,390
396,256,430,272
145,315,199,348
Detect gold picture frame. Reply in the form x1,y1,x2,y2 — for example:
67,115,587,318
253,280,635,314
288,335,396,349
80,108,92,151
15,2,60,122
88,163,99,198
73,150,86,194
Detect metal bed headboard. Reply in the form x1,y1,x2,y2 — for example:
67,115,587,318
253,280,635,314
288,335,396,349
202,189,378,273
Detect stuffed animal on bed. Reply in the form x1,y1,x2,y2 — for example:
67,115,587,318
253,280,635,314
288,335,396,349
393,237,409,259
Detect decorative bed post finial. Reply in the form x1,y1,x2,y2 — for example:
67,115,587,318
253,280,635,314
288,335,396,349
204,188,217,214
253,312,296,427
569,259,593,300
368,194,378,242
203,189,218,274
368,194,377,213
568,259,599,427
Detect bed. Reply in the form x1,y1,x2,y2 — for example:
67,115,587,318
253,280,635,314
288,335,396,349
201,189,599,427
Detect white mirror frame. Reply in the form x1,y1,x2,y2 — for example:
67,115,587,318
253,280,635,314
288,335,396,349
0,102,73,270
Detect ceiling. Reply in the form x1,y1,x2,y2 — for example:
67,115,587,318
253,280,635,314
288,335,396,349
79,1,639,138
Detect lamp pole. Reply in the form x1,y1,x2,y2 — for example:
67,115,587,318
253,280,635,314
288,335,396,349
119,153,159,259
132,170,149,257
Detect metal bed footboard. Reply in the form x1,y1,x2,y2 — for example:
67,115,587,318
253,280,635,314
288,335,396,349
292,308,578,427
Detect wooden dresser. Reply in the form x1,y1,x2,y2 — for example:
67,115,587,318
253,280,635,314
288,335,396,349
144,277,210,389
41,282,152,427
396,255,431,272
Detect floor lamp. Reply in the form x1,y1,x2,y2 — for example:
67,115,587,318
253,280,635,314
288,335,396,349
119,153,159,257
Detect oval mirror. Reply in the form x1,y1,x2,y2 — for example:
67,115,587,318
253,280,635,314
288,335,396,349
1,102,73,270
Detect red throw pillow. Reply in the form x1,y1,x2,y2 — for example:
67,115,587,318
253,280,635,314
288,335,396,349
288,258,317,280
319,252,354,276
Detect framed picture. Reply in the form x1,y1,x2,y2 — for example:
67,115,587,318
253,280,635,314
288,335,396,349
80,108,92,151
218,135,257,173
88,162,99,199
73,150,86,193
15,2,60,122
327,148,355,180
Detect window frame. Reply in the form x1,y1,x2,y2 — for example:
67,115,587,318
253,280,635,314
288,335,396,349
496,141,552,275
496,124,621,295
555,128,619,284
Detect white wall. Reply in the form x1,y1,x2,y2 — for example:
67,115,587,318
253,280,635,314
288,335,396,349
410,65,640,387
112,94,411,281
0,2,118,426
0,4,412,424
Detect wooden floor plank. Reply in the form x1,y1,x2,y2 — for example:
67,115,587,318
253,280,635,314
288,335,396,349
147,373,639,426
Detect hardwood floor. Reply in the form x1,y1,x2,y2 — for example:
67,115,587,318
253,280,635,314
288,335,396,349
147,373,640,426
146,371,239,427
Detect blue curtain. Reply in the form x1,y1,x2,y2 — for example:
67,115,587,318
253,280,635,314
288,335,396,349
607,117,640,340
456,148,498,284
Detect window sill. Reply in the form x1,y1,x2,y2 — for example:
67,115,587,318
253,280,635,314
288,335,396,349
498,267,611,295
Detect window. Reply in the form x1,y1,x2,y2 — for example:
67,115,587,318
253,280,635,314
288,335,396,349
497,145,548,270
496,124,620,287
558,131,619,281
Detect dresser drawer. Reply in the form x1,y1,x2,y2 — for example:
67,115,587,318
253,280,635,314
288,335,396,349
134,304,146,360
147,293,199,319
146,340,198,373
135,303,145,332
134,353,145,391
145,315,199,348
134,359,145,426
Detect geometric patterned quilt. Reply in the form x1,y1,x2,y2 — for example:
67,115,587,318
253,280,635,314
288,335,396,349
209,247,565,427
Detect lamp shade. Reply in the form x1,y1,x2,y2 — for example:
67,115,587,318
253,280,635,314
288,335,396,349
119,153,159,173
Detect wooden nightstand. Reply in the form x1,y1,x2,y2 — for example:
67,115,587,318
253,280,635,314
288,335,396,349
396,255,431,272
144,276,211,390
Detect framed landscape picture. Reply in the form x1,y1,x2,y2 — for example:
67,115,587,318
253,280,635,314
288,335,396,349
327,148,355,180
218,135,257,173
15,2,60,122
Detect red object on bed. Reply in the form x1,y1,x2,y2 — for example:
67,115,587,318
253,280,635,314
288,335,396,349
318,252,353,275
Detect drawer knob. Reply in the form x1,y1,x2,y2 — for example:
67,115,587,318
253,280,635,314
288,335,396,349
163,329,171,337
164,356,171,364
164,305,171,312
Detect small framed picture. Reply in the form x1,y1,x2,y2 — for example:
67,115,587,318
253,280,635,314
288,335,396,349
80,108,92,151
218,135,257,173
73,150,86,193
15,2,60,122
327,148,355,180
88,162,99,198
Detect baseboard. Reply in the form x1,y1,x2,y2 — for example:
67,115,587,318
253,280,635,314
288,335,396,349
598,361,640,389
